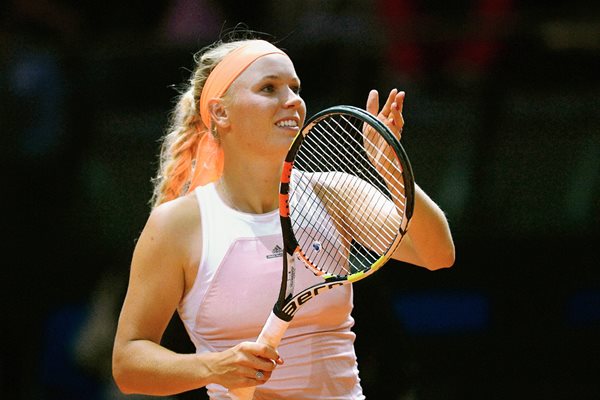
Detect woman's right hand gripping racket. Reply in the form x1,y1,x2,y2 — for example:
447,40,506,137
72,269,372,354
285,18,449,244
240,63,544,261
228,105,415,400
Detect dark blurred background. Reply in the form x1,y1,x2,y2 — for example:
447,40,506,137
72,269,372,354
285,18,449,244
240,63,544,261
2,0,599,399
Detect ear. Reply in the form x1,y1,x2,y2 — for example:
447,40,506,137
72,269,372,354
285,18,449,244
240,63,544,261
207,99,230,129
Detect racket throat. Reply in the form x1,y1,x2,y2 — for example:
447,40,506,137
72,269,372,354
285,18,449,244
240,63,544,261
275,281,345,321
273,299,295,322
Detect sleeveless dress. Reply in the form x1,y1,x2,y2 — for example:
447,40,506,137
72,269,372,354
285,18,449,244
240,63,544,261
177,183,365,399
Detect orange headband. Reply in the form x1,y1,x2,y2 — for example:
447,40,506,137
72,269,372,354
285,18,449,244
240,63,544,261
189,40,288,189
199,40,288,128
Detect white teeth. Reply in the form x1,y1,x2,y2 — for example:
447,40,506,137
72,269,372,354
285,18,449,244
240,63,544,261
277,120,298,127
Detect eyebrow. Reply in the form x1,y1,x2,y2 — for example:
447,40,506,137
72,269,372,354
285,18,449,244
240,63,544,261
260,74,301,84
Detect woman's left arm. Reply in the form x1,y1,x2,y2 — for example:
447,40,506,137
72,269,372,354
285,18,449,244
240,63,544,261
393,184,455,270
366,89,455,270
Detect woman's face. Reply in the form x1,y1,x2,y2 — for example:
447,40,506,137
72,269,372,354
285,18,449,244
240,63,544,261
223,54,306,156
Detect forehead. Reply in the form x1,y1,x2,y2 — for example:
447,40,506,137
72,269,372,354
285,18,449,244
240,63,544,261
233,54,299,85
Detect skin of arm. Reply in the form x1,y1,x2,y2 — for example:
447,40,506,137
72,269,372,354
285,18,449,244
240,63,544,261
393,184,455,270
112,194,281,395
366,89,455,270
334,174,454,271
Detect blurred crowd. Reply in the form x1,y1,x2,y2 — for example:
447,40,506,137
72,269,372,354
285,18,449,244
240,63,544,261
2,1,598,399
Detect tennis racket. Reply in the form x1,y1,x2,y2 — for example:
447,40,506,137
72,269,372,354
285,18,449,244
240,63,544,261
228,105,414,399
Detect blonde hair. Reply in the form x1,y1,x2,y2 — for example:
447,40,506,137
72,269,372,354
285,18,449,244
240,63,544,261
150,39,254,209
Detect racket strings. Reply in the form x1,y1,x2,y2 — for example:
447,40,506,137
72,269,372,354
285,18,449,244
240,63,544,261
290,176,395,277
292,138,398,270
291,174,352,276
314,119,409,216
293,171,389,276
308,117,407,230
301,115,405,207
310,126,404,233
290,113,408,278
331,115,407,192
294,169,397,257
294,168,398,269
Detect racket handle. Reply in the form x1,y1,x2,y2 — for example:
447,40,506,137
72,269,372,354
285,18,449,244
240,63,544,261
256,310,290,348
227,312,290,400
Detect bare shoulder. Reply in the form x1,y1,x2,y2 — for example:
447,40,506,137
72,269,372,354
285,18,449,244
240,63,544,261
149,194,200,231
140,193,201,259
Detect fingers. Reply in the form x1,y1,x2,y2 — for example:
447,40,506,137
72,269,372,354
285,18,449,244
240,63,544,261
216,342,283,389
366,89,379,116
380,88,398,117
248,367,272,383
395,90,405,114
242,342,283,366
366,88,398,117
373,89,404,136
389,91,405,133
366,88,404,119
235,364,272,383
239,343,282,386
364,88,406,141
233,342,283,379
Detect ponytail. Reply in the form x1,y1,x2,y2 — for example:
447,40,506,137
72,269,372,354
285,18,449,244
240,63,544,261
150,89,203,208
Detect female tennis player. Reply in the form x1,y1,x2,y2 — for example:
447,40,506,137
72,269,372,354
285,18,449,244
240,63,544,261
112,34,455,399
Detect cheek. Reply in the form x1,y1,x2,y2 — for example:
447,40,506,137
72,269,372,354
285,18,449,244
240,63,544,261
296,97,307,117
227,102,262,130
230,94,272,118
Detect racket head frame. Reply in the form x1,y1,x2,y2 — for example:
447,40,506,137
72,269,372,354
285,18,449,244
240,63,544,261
274,105,415,321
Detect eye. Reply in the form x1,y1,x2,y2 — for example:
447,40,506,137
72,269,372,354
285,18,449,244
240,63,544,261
291,85,301,95
261,84,275,93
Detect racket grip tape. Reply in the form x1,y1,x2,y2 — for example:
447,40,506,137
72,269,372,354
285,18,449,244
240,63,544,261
256,310,290,349
227,312,290,400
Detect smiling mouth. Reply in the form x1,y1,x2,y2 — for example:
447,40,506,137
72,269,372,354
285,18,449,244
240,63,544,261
276,120,298,128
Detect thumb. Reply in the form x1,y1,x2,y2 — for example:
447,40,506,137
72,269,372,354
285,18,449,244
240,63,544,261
365,89,379,116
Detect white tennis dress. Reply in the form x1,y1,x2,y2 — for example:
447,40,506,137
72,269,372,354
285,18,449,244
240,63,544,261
177,183,365,399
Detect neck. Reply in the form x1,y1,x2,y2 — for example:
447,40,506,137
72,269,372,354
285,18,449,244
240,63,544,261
215,161,281,214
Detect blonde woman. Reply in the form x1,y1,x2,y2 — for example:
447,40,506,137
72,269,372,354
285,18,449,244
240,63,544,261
112,34,454,399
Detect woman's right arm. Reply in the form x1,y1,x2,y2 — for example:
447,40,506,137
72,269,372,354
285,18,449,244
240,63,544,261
112,195,280,396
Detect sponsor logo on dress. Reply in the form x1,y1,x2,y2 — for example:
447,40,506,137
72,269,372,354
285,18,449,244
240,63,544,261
267,244,284,259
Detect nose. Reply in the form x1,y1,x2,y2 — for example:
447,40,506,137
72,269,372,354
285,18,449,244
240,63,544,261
283,88,303,109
